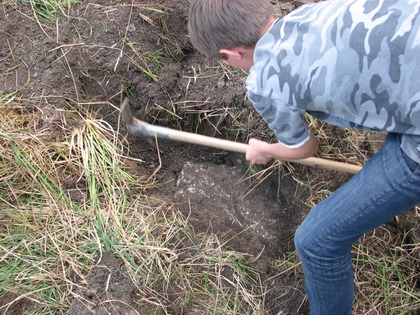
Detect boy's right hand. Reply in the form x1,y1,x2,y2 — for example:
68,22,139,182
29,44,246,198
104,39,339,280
246,138,274,165
246,132,319,164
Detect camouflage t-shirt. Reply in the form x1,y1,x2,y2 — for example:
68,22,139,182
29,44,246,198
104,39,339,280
245,0,420,163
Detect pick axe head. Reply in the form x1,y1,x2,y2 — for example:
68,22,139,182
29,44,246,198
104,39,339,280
120,97,151,138
120,97,169,148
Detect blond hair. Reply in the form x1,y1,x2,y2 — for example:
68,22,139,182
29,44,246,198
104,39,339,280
188,0,275,58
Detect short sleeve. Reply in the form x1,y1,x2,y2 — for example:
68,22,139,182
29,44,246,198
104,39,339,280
248,92,310,148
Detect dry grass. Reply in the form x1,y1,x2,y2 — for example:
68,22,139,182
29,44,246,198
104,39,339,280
1,0,419,314
353,216,420,314
271,207,420,315
0,99,269,314
264,117,419,314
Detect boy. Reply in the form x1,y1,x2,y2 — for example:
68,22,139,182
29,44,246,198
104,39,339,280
188,0,420,314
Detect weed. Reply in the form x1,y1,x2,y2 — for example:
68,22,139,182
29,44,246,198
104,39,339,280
0,100,270,314
25,0,78,22
353,224,420,314
125,41,164,82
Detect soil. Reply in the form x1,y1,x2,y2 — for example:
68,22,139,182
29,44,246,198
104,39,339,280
0,0,417,314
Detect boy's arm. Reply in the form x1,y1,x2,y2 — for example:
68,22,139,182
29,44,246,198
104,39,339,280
246,130,318,165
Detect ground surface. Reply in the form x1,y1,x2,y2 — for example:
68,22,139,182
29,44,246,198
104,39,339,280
0,1,313,313
1,0,418,314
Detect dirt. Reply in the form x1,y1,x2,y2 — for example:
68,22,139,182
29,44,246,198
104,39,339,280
1,0,417,314
0,1,310,313
67,253,140,315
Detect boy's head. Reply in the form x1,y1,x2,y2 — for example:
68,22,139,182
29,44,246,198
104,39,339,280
188,0,275,60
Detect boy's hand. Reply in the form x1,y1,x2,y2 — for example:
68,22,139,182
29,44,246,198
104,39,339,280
246,138,273,165
246,133,319,164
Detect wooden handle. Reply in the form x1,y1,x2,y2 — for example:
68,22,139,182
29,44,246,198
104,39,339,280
166,129,362,174
168,129,249,153
122,98,362,174
289,156,362,174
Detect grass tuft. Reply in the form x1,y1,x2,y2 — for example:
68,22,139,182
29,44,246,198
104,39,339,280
0,99,269,314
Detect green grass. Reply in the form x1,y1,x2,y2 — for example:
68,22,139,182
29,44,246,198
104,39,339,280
1,0,419,314
125,41,164,82
272,222,420,315
26,0,79,22
0,106,95,313
0,100,269,314
353,226,420,314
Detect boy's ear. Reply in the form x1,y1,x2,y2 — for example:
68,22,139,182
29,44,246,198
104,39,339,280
219,48,242,60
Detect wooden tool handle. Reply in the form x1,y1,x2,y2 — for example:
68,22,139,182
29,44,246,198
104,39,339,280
122,98,362,174
166,129,362,174
168,129,249,153
290,156,362,174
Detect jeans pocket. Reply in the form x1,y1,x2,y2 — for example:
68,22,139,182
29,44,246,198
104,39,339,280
402,150,419,173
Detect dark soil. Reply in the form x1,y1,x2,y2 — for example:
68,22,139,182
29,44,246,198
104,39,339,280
0,1,311,313
1,0,417,314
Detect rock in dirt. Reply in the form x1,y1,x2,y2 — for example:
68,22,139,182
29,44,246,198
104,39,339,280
174,161,307,261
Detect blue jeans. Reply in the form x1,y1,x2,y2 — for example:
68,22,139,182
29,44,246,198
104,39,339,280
294,133,420,315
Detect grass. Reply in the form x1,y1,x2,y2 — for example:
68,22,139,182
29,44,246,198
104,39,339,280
125,42,164,82
26,0,78,22
271,214,420,315
1,0,419,314
353,223,420,314
0,99,269,314
0,101,97,312
3,97,417,314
